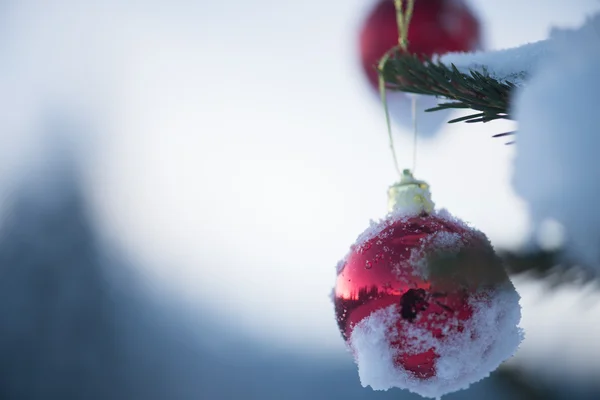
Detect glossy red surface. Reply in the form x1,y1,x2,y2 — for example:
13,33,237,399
334,214,476,379
359,0,482,87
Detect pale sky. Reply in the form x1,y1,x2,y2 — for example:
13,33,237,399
1,0,599,375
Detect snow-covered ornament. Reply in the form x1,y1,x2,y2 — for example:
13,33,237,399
333,170,523,399
359,0,482,137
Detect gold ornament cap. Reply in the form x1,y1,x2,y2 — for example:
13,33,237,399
387,169,434,214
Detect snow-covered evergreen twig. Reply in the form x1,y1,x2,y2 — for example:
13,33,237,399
379,53,515,126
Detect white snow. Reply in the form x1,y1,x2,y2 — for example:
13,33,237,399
434,13,600,86
349,283,523,399
436,40,551,85
436,12,600,87
435,208,479,237
511,13,600,269
387,170,435,214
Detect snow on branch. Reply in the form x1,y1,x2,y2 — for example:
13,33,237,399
379,13,599,130
511,13,600,273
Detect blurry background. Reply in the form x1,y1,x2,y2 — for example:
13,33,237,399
0,0,599,399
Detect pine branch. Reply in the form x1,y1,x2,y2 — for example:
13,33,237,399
380,52,518,125
499,248,599,287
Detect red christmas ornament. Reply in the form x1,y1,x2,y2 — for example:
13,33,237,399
332,171,522,398
336,215,478,377
359,0,482,87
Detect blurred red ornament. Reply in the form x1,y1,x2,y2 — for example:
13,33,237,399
359,0,482,87
357,0,482,137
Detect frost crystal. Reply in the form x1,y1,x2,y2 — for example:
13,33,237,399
349,284,523,398
512,13,600,270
